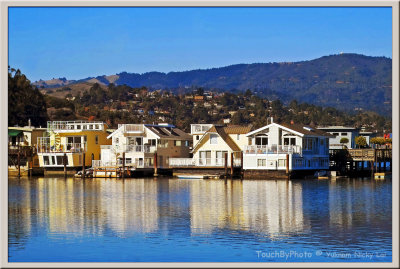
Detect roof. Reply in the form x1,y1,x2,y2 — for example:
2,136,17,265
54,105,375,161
223,125,253,134
145,125,191,140
8,129,23,137
204,126,241,152
280,123,333,137
247,122,333,137
317,126,358,130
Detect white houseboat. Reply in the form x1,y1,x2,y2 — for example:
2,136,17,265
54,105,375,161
243,122,333,177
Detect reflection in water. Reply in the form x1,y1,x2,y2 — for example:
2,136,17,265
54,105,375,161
8,177,392,262
190,180,309,237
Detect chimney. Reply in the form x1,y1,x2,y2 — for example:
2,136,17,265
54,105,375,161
28,118,31,128
271,117,273,124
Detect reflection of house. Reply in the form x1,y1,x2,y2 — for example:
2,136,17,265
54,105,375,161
317,126,359,149
190,180,309,236
100,123,192,168
36,121,111,170
190,125,251,167
243,122,332,172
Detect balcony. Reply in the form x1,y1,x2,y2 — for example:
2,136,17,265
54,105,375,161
37,138,87,153
47,121,105,132
118,124,144,134
92,159,153,168
244,145,302,155
190,124,213,135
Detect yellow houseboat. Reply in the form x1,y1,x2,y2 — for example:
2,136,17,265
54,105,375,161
36,121,111,174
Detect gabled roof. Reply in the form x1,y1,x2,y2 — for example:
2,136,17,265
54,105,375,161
246,122,333,137
193,125,241,153
145,125,191,140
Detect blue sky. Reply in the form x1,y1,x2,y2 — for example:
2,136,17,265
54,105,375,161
8,7,392,82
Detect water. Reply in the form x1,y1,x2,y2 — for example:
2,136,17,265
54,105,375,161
8,176,392,262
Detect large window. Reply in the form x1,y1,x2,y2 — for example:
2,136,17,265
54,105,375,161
255,136,268,145
303,138,314,151
210,134,218,144
284,137,296,146
174,140,182,146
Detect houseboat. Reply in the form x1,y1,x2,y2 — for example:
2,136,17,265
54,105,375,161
169,124,252,177
36,121,111,175
96,123,192,177
243,122,333,178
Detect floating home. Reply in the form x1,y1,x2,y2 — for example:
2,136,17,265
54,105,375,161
36,121,111,174
8,124,47,176
170,124,252,168
243,122,333,178
96,123,192,177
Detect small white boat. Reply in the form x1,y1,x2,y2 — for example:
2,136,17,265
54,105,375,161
176,174,204,179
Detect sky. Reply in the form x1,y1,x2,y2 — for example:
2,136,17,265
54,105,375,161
8,7,392,82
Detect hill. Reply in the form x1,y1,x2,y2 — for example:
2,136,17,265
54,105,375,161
34,53,392,115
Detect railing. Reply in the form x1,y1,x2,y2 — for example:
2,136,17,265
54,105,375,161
169,158,242,167
47,121,105,131
114,144,155,153
37,141,87,153
118,124,144,133
190,124,213,134
244,145,302,155
92,159,153,168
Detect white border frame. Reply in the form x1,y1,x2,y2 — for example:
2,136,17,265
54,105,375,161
1,1,399,268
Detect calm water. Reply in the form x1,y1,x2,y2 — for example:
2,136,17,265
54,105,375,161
8,176,392,262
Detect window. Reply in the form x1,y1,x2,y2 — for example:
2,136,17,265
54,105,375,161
332,132,339,136
95,135,99,144
255,136,268,145
77,125,81,129
83,125,87,130
257,159,266,167
126,158,132,164
43,156,50,165
115,137,119,144
341,132,347,136
237,134,240,140
185,141,189,147
91,153,94,161
51,156,56,165
56,156,64,165
303,138,314,150
148,139,156,146
89,125,93,130
284,137,296,146
174,140,182,146
278,159,286,167
95,124,99,129
210,134,218,144
196,135,199,140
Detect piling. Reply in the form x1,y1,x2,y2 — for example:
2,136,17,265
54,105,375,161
224,152,228,179
82,153,86,178
154,153,158,177
285,154,289,174
240,151,244,179
17,146,21,177
230,152,234,178
63,153,67,177
122,152,125,179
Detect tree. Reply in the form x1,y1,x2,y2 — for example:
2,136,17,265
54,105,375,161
8,67,48,127
339,137,349,149
355,136,367,148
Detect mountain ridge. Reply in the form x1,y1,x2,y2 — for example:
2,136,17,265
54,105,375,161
33,53,392,115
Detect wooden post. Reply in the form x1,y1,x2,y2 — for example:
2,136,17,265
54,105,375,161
63,153,67,177
28,159,32,177
122,152,125,179
240,151,244,179
17,146,21,177
224,152,228,178
285,154,289,175
154,153,158,177
82,153,86,178
230,152,234,178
